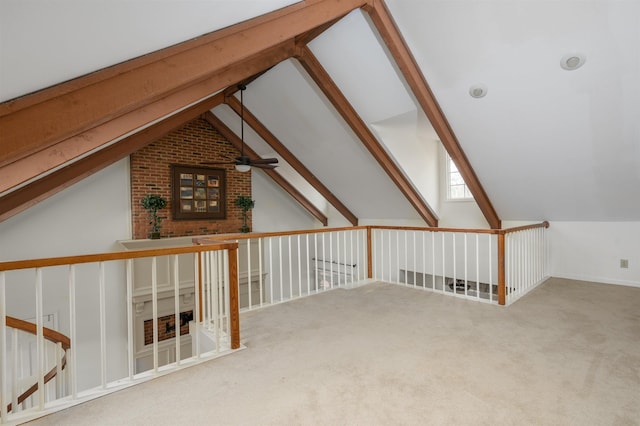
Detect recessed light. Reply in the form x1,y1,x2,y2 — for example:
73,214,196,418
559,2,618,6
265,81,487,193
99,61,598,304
560,53,586,70
469,84,487,98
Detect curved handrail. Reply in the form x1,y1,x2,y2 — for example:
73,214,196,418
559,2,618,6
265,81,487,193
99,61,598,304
6,316,70,350
4,316,71,413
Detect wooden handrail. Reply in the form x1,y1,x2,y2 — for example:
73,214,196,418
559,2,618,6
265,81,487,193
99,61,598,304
5,316,70,413
0,240,238,272
499,221,550,235
194,222,547,244
194,226,370,243
370,225,500,234
6,316,70,350
0,224,550,273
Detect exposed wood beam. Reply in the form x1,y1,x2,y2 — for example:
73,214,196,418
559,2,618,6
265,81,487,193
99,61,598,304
295,15,346,46
203,111,329,226
0,41,295,195
363,0,501,229
294,45,438,227
223,69,273,99
0,0,367,191
225,96,359,226
0,94,226,223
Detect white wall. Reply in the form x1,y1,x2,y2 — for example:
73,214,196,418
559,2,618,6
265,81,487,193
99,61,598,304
0,159,132,389
370,110,440,216
0,159,132,259
251,170,324,232
438,201,489,229
549,221,640,288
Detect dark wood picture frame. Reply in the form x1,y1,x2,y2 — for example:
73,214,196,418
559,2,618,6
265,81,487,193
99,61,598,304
171,164,226,220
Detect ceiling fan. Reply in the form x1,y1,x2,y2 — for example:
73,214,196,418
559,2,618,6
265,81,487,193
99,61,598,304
203,84,278,172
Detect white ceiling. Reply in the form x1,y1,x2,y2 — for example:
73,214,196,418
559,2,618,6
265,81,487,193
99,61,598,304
384,0,640,221
213,59,422,221
2,0,639,223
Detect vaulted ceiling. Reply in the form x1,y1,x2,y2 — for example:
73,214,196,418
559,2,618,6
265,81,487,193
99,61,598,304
1,0,639,227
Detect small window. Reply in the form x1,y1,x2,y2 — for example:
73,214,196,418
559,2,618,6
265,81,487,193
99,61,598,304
172,165,226,220
447,154,473,200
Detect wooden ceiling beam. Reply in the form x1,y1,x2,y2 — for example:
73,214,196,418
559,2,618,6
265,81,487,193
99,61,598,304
0,41,295,195
294,45,438,227
295,15,346,46
0,0,367,190
203,111,328,226
225,95,359,226
363,0,501,229
223,69,273,99
0,93,226,223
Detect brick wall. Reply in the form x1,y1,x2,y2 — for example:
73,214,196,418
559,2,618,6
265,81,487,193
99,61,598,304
131,117,252,239
144,310,193,345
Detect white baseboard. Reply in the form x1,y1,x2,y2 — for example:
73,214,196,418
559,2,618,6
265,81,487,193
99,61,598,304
552,273,640,289
344,278,376,289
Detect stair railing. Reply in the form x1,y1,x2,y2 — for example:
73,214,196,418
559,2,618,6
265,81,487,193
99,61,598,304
3,316,70,413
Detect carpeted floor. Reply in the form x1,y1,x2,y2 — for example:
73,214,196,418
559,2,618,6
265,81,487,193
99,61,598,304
30,277,640,425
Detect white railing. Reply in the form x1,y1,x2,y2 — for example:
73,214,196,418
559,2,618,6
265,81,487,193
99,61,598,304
225,227,369,312
0,222,549,423
503,223,549,305
370,222,550,305
371,227,499,303
0,316,69,417
0,241,239,425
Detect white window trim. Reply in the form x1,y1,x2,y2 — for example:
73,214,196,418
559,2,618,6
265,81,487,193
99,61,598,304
445,153,474,202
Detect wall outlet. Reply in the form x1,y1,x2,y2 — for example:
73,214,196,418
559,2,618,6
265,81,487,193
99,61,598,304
620,259,629,269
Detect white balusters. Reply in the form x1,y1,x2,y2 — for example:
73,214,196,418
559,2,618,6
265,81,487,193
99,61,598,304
297,235,302,297
305,235,310,295
151,257,159,373
475,234,480,300
288,236,293,298
68,264,78,397
278,237,284,301
503,225,549,305
11,329,18,414
35,268,44,409
259,238,264,307
173,255,180,366
194,253,201,359
247,239,252,309
98,262,107,387
222,250,229,352
0,271,7,422
125,260,133,381
365,226,547,305
488,234,493,303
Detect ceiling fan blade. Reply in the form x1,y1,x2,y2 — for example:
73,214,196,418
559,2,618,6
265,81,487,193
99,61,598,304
251,163,278,170
250,158,279,164
201,161,235,165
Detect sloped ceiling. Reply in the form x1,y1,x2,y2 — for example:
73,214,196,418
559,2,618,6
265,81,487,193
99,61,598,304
384,0,640,221
212,59,422,221
1,0,639,224
0,0,298,101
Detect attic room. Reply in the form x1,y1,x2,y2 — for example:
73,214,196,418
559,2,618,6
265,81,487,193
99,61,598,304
0,0,638,424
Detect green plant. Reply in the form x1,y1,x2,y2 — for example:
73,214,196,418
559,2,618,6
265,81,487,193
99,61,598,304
235,195,255,233
141,194,167,238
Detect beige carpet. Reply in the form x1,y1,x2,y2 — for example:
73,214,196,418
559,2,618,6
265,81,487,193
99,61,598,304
30,278,640,425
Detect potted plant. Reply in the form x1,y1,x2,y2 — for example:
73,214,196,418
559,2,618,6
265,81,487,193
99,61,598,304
141,194,167,239
236,195,255,233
